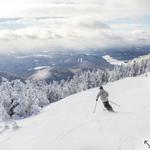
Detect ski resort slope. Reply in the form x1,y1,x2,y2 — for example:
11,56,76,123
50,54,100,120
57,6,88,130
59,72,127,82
1,75,150,150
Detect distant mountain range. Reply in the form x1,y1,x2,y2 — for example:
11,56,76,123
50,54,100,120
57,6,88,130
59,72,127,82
0,46,150,82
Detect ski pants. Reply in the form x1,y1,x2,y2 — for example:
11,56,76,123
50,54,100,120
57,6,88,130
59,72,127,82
103,101,113,111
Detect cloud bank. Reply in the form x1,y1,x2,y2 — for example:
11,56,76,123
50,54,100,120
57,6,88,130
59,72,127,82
0,0,150,53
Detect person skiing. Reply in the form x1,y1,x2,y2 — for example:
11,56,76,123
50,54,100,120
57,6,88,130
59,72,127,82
96,86,114,112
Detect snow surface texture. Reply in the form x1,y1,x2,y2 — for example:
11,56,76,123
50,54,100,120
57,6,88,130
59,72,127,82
103,55,126,65
0,74,150,150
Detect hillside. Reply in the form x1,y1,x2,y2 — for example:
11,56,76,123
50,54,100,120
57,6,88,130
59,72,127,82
0,74,150,150
0,52,112,81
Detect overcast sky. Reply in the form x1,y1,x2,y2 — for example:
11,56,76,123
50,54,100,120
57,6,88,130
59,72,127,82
0,0,150,53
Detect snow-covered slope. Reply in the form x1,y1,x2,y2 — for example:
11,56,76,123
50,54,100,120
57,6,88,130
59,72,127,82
102,55,126,65
0,74,150,150
29,68,51,80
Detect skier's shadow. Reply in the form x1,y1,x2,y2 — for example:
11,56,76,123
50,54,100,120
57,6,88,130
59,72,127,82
114,111,135,115
79,145,101,150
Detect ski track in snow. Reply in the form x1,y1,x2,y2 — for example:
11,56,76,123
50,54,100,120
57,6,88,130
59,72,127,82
0,127,8,134
53,119,94,150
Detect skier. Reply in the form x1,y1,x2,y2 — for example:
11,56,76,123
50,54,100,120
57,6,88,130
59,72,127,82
96,86,114,112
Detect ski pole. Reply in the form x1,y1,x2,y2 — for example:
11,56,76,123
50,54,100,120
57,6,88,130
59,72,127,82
93,101,98,113
109,100,120,107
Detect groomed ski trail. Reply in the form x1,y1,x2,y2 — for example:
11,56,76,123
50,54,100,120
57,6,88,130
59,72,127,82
0,74,150,150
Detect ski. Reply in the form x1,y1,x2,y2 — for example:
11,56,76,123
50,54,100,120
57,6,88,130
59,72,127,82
103,109,117,113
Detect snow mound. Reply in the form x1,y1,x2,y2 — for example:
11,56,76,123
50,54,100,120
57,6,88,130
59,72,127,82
0,74,150,150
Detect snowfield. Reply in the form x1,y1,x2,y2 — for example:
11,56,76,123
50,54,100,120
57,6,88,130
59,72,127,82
103,55,126,65
0,74,150,150
29,68,51,80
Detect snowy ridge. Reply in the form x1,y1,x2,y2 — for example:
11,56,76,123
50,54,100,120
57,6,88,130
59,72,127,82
103,53,150,66
0,74,150,150
129,53,150,64
34,66,50,70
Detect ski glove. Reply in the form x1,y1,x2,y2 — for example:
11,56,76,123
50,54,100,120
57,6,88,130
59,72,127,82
96,98,98,101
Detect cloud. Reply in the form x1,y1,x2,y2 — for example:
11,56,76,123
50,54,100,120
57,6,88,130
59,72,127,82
0,0,149,18
79,20,111,30
0,0,149,54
